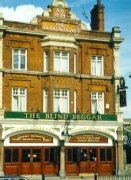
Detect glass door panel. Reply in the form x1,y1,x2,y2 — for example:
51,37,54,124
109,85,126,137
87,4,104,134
22,149,31,162
32,149,41,162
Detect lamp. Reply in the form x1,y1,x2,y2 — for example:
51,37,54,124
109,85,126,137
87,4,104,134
61,115,71,140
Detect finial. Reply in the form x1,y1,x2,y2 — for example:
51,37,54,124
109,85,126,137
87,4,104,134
97,0,101,5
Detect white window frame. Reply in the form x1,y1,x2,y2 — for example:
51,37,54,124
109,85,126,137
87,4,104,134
44,51,49,72
53,89,69,113
12,48,27,70
91,55,104,76
12,88,27,112
91,92,104,114
43,89,48,112
54,51,69,73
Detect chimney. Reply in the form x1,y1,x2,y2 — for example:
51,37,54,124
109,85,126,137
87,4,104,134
91,0,105,31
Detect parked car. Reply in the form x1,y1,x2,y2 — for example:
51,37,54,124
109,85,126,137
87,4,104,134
0,176,29,180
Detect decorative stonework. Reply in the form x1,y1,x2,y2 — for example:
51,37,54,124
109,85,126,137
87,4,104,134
52,0,68,7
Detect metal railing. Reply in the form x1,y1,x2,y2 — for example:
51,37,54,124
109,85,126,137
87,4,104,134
97,175,131,180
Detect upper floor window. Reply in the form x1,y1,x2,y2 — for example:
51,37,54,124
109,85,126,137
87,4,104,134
13,49,27,70
44,51,49,72
91,92,104,114
91,55,104,76
54,51,69,73
12,88,27,112
43,89,48,112
54,89,69,113
74,53,77,74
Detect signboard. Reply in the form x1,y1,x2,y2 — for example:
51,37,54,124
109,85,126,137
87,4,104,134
4,112,117,121
69,134,108,143
42,21,80,34
10,133,53,143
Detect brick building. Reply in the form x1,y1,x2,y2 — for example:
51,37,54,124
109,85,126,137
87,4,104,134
0,0,124,177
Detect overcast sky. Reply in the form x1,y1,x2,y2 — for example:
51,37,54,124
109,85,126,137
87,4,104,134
0,0,131,118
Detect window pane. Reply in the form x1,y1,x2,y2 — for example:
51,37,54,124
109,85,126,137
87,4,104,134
100,149,106,161
67,149,72,162
33,149,41,162
73,148,78,162
126,146,131,164
13,54,19,69
90,149,97,161
80,149,87,161
20,55,26,69
107,148,112,161
13,49,26,70
5,149,11,163
12,149,19,162
54,51,69,72
50,148,55,163
45,149,49,162
44,90,48,112
12,88,27,112
22,149,30,162
44,51,49,72
91,55,103,76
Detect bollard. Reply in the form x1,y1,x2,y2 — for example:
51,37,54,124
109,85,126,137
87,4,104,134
94,173,97,180
42,174,45,180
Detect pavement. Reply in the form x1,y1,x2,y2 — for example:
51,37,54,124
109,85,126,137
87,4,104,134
25,175,95,180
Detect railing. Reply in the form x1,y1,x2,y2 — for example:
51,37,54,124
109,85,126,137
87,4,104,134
97,175,131,180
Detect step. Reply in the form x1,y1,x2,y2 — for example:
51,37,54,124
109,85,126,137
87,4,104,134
79,173,95,178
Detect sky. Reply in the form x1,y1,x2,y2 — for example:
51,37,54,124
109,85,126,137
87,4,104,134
0,0,131,118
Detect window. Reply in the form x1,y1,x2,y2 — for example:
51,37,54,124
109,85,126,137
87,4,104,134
100,148,112,161
74,90,77,113
44,51,49,72
12,88,27,112
5,148,19,163
54,89,69,113
43,89,48,112
126,146,131,164
67,148,78,163
54,51,69,72
74,53,77,73
91,55,104,76
91,92,104,114
13,49,27,70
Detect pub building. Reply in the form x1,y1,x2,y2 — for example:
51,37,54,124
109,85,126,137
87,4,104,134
0,0,125,178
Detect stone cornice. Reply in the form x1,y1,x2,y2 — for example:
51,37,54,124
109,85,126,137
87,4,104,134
2,26,113,43
1,68,113,80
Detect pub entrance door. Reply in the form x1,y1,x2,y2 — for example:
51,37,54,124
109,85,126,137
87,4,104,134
79,147,98,174
21,148,41,174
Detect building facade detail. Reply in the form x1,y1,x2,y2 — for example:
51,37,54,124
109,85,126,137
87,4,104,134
0,0,125,177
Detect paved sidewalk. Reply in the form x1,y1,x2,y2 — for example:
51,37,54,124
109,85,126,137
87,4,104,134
25,175,94,180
